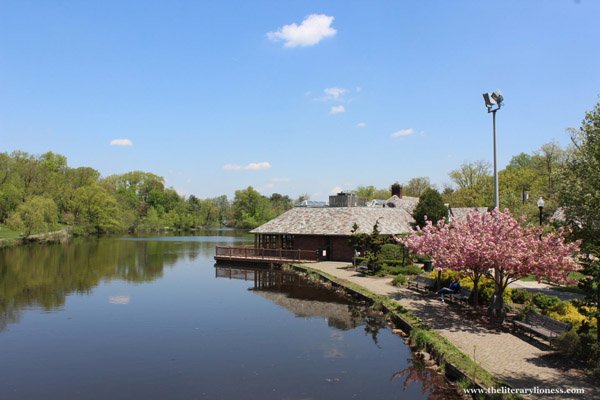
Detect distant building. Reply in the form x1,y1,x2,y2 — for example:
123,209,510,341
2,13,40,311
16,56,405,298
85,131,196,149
366,199,387,208
363,185,420,214
328,192,365,207
295,200,328,208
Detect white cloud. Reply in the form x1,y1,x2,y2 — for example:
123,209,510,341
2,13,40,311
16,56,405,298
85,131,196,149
109,295,130,305
315,87,349,102
110,138,133,146
330,105,345,114
391,128,416,137
223,161,272,171
323,87,347,100
246,162,272,170
330,186,343,194
267,14,336,48
357,122,367,128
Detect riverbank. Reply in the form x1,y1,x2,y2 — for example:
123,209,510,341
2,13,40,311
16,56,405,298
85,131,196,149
291,262,598,400
0,229,69,248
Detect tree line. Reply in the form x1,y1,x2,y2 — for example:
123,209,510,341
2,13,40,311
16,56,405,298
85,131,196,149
0,152,293,236
355,140,568,223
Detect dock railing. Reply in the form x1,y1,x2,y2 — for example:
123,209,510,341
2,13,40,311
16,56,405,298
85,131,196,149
215,246,318,262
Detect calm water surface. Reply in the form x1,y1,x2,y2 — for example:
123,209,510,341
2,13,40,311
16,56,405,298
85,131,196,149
0,232,456,399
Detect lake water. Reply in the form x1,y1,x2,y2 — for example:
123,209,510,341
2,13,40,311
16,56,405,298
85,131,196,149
0,232,457,399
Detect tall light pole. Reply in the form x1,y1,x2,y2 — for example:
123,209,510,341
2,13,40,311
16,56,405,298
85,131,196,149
537,196,544,226
483,90,504,210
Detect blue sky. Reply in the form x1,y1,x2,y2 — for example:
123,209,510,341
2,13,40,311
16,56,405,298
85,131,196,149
1,1,599,201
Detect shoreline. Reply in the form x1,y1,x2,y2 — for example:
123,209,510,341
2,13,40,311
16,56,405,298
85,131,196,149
0,229,70,248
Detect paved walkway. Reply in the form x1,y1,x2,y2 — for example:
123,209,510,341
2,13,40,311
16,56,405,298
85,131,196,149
300,262,597,399
508,280,583,302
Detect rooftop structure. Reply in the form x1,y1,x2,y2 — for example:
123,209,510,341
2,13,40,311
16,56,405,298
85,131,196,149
295,200,328,208
328,192,365,208
384,195,420,215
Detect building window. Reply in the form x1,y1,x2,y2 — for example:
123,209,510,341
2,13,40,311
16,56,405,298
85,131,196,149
282,234,294,250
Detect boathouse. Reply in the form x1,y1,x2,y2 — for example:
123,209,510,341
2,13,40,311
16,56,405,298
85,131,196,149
215,187,419,264
248,206,414,262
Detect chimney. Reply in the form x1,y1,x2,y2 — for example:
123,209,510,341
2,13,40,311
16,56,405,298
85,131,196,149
391,182,403,198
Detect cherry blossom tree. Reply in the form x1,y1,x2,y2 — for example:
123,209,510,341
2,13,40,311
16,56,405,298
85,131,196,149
403,216,489,306
403,209,581,316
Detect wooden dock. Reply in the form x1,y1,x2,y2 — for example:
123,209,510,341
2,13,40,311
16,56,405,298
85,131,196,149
214,245,318,264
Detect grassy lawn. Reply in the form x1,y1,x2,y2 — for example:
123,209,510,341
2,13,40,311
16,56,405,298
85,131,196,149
519,275,537,282
0,226,20,239
520,271,585,282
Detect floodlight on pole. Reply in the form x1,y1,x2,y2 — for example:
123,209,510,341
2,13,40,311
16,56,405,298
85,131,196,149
482,90,504,210
537,196,545,226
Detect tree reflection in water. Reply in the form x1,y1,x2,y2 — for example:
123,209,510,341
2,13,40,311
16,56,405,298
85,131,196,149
0,238,205,332
391,358,459,400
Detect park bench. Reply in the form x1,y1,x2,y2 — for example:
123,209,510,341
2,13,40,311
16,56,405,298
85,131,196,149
407,275,436,292
356,263,369,273
513,311,571,342
446,287,472,305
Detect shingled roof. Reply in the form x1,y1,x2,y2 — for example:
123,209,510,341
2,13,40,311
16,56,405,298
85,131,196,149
384,195,420,215
250,207,414,236
448,207,489,222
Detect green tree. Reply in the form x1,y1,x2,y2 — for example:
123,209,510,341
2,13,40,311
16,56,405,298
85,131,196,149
531,141,565,195
269,193,293,215
413,188,448,228
355,185,389,201
232,187,274,228
404,177,432,197
210,195,231,226
557,101,600,255
578,260,600,344
449,160,491,190
6,196,58,236
506,152,533,170
71,185,122,234
447,161,493,207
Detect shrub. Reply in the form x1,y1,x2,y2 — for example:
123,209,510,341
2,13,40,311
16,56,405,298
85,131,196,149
412,188,448,228
474,278,512,305
380,243,404,260
575,329,600,366
511,289,533,304
428,269,458,286
397,265,423,275
392,274,408,287
554,331,580,357
548,302,587,329
409,328,429,350
532,293,561,311
365,251,382,272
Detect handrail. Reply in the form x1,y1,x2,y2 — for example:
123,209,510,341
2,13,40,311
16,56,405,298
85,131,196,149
215,246,318,261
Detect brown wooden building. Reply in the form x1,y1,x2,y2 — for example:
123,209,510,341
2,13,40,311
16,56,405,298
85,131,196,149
250,207,414,262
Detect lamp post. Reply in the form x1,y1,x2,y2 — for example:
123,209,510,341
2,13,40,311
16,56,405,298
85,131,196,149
482,90,504,210
522,187,529,205
537,197,544,226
